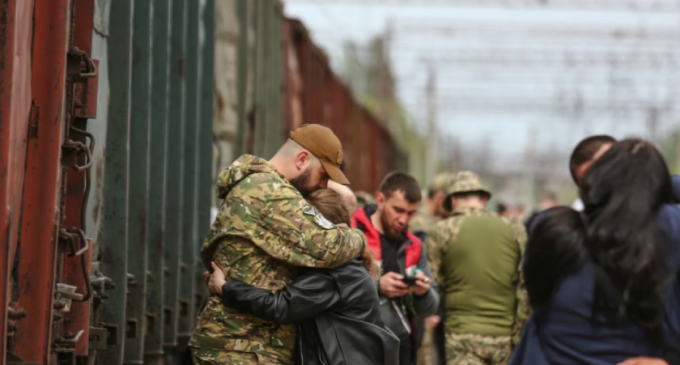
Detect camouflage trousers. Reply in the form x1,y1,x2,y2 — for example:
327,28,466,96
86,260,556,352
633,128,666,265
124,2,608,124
417,318,440,365
445,333,512,365
191,347,288,365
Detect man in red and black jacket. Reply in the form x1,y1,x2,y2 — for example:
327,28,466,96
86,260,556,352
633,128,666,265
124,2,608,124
352,172,439,365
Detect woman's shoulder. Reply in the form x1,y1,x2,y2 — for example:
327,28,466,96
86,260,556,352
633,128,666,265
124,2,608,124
327,258,371,286
658,204,680,270
659,204,680,236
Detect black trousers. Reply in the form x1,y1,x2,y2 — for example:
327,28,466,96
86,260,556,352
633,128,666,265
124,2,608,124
399,339,413,365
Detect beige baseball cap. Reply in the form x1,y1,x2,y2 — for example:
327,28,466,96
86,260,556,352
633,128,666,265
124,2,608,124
289,124,349,185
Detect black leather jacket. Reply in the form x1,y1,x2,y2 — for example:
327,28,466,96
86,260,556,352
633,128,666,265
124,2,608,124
222,258,400,365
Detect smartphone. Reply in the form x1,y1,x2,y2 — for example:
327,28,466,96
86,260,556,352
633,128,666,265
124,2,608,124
402,276,418,286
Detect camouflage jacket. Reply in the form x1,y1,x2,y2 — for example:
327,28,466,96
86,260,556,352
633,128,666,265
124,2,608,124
425,207,529,345
409,207,439,240
189,155,366,363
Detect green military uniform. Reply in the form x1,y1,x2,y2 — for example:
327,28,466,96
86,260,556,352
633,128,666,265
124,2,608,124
190,155,366,364
425,172,529,365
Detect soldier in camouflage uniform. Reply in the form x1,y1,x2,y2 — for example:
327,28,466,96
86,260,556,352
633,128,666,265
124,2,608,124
190,125,367,364
410,172,457,242
425,172,529,365
411,173,457,365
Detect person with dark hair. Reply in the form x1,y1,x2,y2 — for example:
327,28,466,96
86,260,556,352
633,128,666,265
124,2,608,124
569,134,618,184
497,202,509,216
568,135,617,211
352,171,439,365
425,171,528,365
204,189,397,365
510,139,680,365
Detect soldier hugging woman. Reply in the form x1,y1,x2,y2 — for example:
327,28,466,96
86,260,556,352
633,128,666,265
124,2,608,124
205,189,399,365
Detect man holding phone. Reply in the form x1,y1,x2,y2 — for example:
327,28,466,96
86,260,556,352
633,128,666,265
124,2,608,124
352,172,439,365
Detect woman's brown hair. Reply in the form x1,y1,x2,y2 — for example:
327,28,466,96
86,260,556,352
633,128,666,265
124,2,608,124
306,189,380,277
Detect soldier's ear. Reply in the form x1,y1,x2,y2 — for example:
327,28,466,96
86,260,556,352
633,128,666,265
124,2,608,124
294,151,310,171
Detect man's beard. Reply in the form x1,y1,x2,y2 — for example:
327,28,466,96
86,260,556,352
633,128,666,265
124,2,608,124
380,212,403,240
290,168,316,198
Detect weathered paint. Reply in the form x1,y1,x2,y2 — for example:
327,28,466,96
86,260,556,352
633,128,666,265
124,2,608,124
163,0,187,351
97,0,133,364
2,2,406,363
124,0,153,363
177,0,201,350
0,0,34,363
13,0,71,363
285,19,400,192
234,0,250,157
63,0,97,357
144,0,172,364
195,0,216,320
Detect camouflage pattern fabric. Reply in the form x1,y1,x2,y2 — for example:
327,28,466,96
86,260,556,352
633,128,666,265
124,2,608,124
446,171,492,197
417,324,436,365
442,171,492,212
409,208,438,238
429,173,458,195
190,348,287,365
190,155,366,364
425,207,529,347
445,333,512,365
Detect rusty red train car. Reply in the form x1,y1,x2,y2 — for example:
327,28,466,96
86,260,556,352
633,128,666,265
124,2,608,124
0,1,403,365
283,19,401,193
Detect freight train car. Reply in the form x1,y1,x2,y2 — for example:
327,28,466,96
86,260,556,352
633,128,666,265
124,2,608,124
0,1,402,365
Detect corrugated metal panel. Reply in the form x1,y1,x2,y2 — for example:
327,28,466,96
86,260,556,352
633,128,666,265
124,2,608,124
163,0,187,353
178,0,201,351
234,0,250,156
64,0,97,357
13,0,71,363
0,1,34,363
145,1,172,364
124,0,153,363
0,2,407,363
97,0,133,364
195,0,216,322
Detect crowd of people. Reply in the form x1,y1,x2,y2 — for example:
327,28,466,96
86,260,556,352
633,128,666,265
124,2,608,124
190,123,680,365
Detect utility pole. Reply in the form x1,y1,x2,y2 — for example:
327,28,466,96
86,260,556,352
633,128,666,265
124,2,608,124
522,122,537,206
425,66,438,183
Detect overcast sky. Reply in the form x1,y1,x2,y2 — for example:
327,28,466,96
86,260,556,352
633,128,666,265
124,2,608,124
283,1,680,170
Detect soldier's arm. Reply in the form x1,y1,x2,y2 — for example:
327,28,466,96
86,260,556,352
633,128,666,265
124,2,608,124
424,224,446,288
237,174,365,269
221,272,340,324
510,219,530,346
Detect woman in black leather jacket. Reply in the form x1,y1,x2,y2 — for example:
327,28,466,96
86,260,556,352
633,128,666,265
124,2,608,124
206,189,399,365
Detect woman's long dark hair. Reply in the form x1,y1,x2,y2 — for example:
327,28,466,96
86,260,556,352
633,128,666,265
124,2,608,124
525,207,588,312
581,139,675,341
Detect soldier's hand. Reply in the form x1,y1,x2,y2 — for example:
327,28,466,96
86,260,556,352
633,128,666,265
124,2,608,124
208,262,227,296
203,271,210,284
412,272,432,296
380,272,410,298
